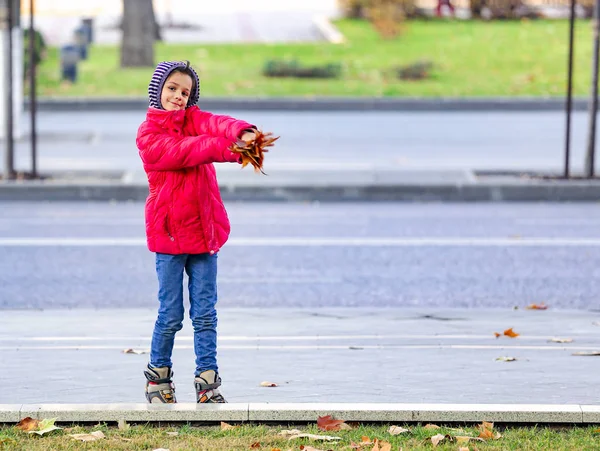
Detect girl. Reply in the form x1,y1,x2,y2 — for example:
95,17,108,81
136,60,257,403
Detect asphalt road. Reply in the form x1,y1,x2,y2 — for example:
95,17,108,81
5,110,596,176
1,201,599,310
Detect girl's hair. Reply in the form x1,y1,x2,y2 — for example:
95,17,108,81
171,60,197,96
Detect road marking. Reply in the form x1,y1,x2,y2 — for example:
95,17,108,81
0,334,588,342
0,344,596,351
2,237,600,246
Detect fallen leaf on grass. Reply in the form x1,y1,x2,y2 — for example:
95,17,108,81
477,421,501,440
526,303,548,310
17,417,61,436
299,446,328,451
317,415,346,431
153,449,170,451
118,419,130,431
455,436,485,444
286,433,341,441
221,422,240,431
503,328,520,338
549,337,573,343
16,417,39,432
431,433,449,447
69,430,106,442
251,442,261,448
166,431,179,436
572,351,600,356
424,424,441,430
458,448,470,451
389,425,409,435
371,439,392,451
496,356,517,362
122,348,149,355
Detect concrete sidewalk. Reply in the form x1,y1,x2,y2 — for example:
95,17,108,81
1,307,600,423
2,173,600,202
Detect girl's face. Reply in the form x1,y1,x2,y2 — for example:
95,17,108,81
161,71,193,111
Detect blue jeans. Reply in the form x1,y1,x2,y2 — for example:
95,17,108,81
150,252,219,376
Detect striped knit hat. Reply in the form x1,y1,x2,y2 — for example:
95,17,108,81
148,60,200,110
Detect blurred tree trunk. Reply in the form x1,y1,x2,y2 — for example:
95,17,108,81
120,0,155,68
150,0,162,41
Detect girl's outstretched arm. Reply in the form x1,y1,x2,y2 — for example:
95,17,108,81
187,106,255,140
137,122,240,171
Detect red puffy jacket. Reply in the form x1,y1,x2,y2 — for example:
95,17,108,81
136,106,253,255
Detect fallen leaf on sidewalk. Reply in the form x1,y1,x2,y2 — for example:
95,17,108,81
221,422,240,430
549,337,573,343
260,381,278,387
69,431,106,442
494,332,501,338
526,303,548,310
496,356,517,362
572,351,600,356
389,425,409,435
503,328,520,338
317,415,346,431
122,348,149,355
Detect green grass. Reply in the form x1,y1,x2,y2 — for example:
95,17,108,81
2,422,600,450
36,19,595,98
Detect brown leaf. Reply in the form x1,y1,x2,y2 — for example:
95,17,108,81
299,446,327,451
431,434,446,447
339,422,354,430
477,421,497,440
317,415,346,431
526,303,548,310
494,332,501,338
69,431,106,442
260,381,278,387
221,422,239,430
388,425,409,435
549,337,573,343
250,442,261,448
424,424,441,430
16,417,40,432
122,348,149,355
573,351,600,356
503,328,520,338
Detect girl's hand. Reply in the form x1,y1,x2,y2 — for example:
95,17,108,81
239,129,257,143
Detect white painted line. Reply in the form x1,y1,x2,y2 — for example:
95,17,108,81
0,334,588,342
0,345,596,351
2,237,600,247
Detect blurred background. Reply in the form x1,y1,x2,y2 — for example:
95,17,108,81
0,0,599,179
